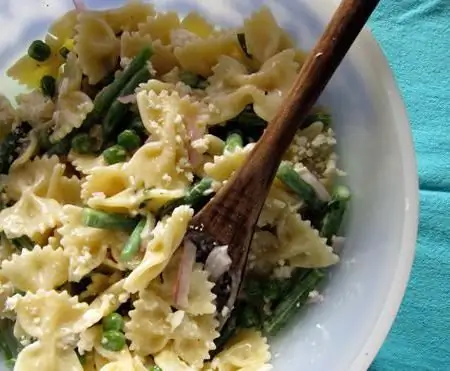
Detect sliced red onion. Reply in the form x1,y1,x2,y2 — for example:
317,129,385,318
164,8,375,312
299,169,331,202
73,0,87,10
204,245,232,282
173,239,197,308
185,119,204,168
332,236,346,254
117,94,136,104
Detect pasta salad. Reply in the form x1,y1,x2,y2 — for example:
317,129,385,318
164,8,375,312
0,1,350,370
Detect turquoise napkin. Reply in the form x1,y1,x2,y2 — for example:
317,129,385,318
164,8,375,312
369,1,450,370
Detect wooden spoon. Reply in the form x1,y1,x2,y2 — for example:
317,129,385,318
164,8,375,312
185,0,381,330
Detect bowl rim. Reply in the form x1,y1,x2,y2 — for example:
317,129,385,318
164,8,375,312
317,1,419,370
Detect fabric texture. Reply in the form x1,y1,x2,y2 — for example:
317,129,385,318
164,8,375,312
369,0,450,370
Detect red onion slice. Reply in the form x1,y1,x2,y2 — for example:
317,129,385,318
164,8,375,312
204,245,232,282
332,236,346,254
185,119,204,168
73,0,87,10
117,94,136,104
299,168,331,202
173,239,197,308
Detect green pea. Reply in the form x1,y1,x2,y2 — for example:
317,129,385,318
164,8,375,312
28,40,51,62
117,129,141,151
101,330,126,351
102,312,124,332
71,133,95,154
148,367,162,371
40,75,56,97
59,46,70,59
103,145,127,165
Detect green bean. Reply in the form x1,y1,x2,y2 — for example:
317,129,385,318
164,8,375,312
82,208,138,231
101,330,126,352
128,116,147,136
11,236,34,250
157,178,213,218
120,218,146,262
46,136,72,156
149,366,162,371
224,130,243,153
102,312,125,332
0,320,20,370
276,161,324,211
237,33,252,59
0,122,32,174
237,304,261,329
263,269,324,335
102,67,152,139
117,129,141,151
71,133,96,154
28,40,51,62
320,185,351,241
102,144,127,165
40,75,56,97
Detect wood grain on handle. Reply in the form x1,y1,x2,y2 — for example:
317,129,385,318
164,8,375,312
189,0,380,322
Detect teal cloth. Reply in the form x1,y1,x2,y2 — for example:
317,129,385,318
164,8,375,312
368,1,450,370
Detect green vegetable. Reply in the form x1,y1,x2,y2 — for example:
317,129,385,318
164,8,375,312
71,133,96,154
179,71,200,88
46,137,72,156
263,269,324,335
101,330,126,352
129,117,147,136
0,320,20,369
82,208,138,231
157,178,213,218
0,122,32,174
263,280,283,302
28,40,51,62
234,106,266,127
11,236,34,250
303,111,332,128
212,311,238,356
59,46,70,59
148,366,162,371
76,350,86,365
276,161,324,212
196,79,209,89
238,304,261,328
237,33,252,59
117,129,141,151
102,67,152,139
224,130,243,152
102,144,127,165
120,218,146,262
40,75,56,97
102,312,125,332
320,185,350,240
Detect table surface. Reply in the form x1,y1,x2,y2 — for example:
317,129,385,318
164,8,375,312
368,0,450,370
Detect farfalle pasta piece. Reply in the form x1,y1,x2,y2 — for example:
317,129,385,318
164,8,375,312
154,348,196,371
0,192,62,242
102,1,156,33
1,245,69,292
126,288,173,355
150,40,180,75
124,205,193,293
58,205,128,281
0,275,15,319
15,90,55,128
9,129,39,171
126,89,196,189
75,12,120,84
0,93,18,140
14,340,83,371
180,12,215,39
12,290,89,343
138,12,181,45
120,31,153,59
174,31,242,76
79,271,122,301
243,6,294,65
275,210,339,268
68,151,106,175
0,234,15,262
209,329,271,370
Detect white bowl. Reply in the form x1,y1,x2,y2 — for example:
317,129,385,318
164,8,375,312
0,0,419,370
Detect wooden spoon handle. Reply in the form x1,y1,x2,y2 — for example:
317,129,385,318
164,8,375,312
193,0,380,246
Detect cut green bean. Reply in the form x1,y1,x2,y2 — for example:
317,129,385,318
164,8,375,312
224,131,243,153
237,33,252,59
0,122,32,174
71,133,96,154
120,218,146,262
82,208,138,231
157,178,213,218
102,67,152,139
102,144,127,165
128,117,147,136
263,269,324,335
320,185,350,240
102,312,125,332
11,236,34,250
101,330,126,352
40,75,56,97
117,129,141,151
237,304,261,329
0,320,20,370
179,71,200,88
46,136,72,156
28,40,51,62
234,106,266,127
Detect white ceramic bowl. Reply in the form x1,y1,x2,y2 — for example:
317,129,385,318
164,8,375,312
0,0,419,370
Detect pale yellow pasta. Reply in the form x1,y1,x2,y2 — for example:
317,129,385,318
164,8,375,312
79,271,122,301
181,12,215,39
58,205,128,282
0,191,62,242
75,12,120,84
102,1,156,33
208,329,271,371
154,348,196,371
68,151,106,175
77,325,101,355
138,12,181,45
143,188,185,213
120,31,153,59
15,90,55,128
9,129,39,171
0,94,18,140
0,275,15,319
1,245,69,292
0,234,15,262
124,205,193,293
151,40,180,75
